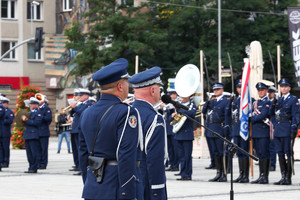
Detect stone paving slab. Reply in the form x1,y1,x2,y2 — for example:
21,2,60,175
0,137,299,200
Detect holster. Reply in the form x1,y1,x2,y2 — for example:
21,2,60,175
88,156,106,183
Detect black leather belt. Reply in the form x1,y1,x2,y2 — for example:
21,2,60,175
211,121,224,124
278,117,291,121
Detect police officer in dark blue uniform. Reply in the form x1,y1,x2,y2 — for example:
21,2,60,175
268,85,277,172
251,82,271,184
0,96,6,171
173,95,197,181
69,88,92,173
272,78,299,185
231,79,250,183
165,89,180,172
37,94,52,169
129,67,167,200
79,58,139,200
1,97,14,168
22,97,43,173
202,82,231,182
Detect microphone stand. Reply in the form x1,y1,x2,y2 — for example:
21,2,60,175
176,108,258,200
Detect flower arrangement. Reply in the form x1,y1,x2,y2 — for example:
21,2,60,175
11,85,40,149
194,127,202,141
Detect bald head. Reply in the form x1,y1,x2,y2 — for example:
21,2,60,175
101,78,129,101
134,84,161,105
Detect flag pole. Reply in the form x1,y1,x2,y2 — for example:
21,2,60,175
250,125,253,177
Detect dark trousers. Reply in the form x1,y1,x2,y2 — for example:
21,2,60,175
177,140,193,178
233,136,249,159
167,135,179,169
269,139,277,167
0,137,3,167
25,139,39,171
206,137,215,166
1,137,10,165
211,137,224,157
38,136,49,167
71,133,79,167
274,136,291,159
253,137,270,159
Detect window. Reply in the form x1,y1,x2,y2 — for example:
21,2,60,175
1,41,16,60
27,1,41,20
1,0,16,19
62,0,73,12
27,43,41,60
121,0,133,7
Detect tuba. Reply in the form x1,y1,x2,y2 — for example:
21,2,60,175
171,64,202,133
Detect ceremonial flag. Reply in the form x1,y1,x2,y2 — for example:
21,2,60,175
287,7,300,86
240,58,251,141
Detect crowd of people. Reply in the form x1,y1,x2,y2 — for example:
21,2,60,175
0,57,299,199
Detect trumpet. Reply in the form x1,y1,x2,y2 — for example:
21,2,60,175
63,101,82,111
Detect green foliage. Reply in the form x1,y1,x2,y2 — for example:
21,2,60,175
65,0,298,87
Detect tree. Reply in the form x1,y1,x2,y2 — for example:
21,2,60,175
65,0,168,76
66,0,298,88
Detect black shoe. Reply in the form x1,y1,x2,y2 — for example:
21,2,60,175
177,177,192,181
24,170,37,173
57,150,60,154
38,166,46,170
165,167,173,171
1,163,8,168
69,168,80,171
174,173,181,176
170,167,179,171
73,172,82,176
68,150,71,153
205,164,216,169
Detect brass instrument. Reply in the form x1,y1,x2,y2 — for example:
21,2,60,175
195,102,206,118
63,101,82,112
35,93,45,103
171,64,202,133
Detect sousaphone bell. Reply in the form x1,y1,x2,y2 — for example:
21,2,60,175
171,64,202,133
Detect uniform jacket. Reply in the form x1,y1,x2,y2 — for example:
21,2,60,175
23,109,42,140
251,96,270,138
231,96,240,137
272,94,299,137
70,100,92,134
0,104,6,137
39,104,52,137
132,99,167,200
174,101,197,141
202,96,231,138
165,106,176,136
3,108,15,137
79,94,139,200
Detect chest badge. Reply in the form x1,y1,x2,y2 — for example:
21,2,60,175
128,115,137,128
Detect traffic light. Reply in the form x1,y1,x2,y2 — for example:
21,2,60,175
34,27,44,52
